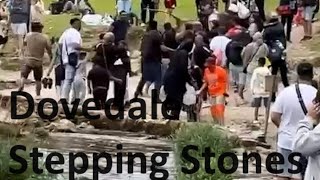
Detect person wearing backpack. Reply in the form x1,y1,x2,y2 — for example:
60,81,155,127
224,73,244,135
271,62,317,180
226,39,244,97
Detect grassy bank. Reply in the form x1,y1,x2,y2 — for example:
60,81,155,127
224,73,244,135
173,124,237,180
0,137,57,180
41,0,279,37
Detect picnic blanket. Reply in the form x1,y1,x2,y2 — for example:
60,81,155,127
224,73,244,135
81,14,114,26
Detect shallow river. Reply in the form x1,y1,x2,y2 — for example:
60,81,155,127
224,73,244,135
23,130,176,180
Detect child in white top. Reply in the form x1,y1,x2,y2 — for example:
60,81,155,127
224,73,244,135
250,57,271,121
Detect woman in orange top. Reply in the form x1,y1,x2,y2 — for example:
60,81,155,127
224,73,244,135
197,56,228,125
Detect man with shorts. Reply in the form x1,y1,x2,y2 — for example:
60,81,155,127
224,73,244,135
301,0,318,40
271,62,317,180
9,0,30,57
19,22,52,99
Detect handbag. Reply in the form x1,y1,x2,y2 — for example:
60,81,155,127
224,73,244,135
243,45,261,73
65,39,78,67
276,5,291,15
295,83,309,180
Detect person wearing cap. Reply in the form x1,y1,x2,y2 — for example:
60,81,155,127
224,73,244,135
197,56,228,125
263,12,287,48
19,22,52,99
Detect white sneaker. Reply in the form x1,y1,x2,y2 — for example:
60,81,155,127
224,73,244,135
141,23,146,27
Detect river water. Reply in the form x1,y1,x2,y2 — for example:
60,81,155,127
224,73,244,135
22,130,176,180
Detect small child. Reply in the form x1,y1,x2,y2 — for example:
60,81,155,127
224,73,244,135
250,57,271,121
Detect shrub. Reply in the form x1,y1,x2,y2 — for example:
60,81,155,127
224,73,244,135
0,137,58,180
173,124,236,180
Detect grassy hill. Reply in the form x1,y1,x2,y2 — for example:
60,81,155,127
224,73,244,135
42,0,278,37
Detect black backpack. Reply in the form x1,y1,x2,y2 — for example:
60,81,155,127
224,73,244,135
229,27,252,47
226,40,244,66
267,40,285,61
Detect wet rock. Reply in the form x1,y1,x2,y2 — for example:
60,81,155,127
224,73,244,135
34,127,49,138
46,119,77,133
77,122,95,130
240,139,257,148
0,123,21,136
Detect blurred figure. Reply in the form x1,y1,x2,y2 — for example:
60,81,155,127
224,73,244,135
164,0,176,22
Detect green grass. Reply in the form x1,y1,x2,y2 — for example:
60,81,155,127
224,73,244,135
42,0,279,37
0,137,58,180
173,124,237,180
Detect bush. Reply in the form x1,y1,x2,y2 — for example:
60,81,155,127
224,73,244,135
173,124,236,180
0,137,58,180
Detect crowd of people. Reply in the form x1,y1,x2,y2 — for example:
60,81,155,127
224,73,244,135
1,0,320,179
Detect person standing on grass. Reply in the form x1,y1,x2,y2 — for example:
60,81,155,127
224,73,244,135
271,62,317,180
19,22,52,99
9,0,30,57
301,0,318,40
59,18,92,103
116,0,132,14
197,56,228,125
277,0,297,43
250,57,270,121
140,0,155,26
164,0,176,22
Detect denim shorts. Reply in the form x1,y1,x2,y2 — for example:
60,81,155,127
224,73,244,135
303,6,317,21
229,63,246,85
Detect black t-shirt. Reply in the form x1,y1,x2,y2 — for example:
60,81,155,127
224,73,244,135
87,65,110,89
111,20,130,44
162,29,178,58
94,43,118,69
193,44,211,71
141,30,163,62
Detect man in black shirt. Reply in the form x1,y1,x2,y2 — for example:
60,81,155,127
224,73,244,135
109,11,130,44
141,21,163,96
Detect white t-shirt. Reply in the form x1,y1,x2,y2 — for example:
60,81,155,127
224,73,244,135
58,28,82,65
271,84,317,150
250,67,271,97
209,35,231,67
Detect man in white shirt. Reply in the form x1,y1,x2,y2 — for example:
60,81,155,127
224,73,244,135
271,62,317,179
59,18,91,103
209,28,231,68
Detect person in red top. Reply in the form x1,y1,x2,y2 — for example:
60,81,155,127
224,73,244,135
165,0,177,22
197,56,228,125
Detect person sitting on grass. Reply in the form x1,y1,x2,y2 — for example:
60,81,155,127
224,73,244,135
197,56,228,125
250,57,271,122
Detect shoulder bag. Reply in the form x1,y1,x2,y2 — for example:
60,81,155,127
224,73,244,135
295,83,308,180
243,44,261,74
65,39,79,67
